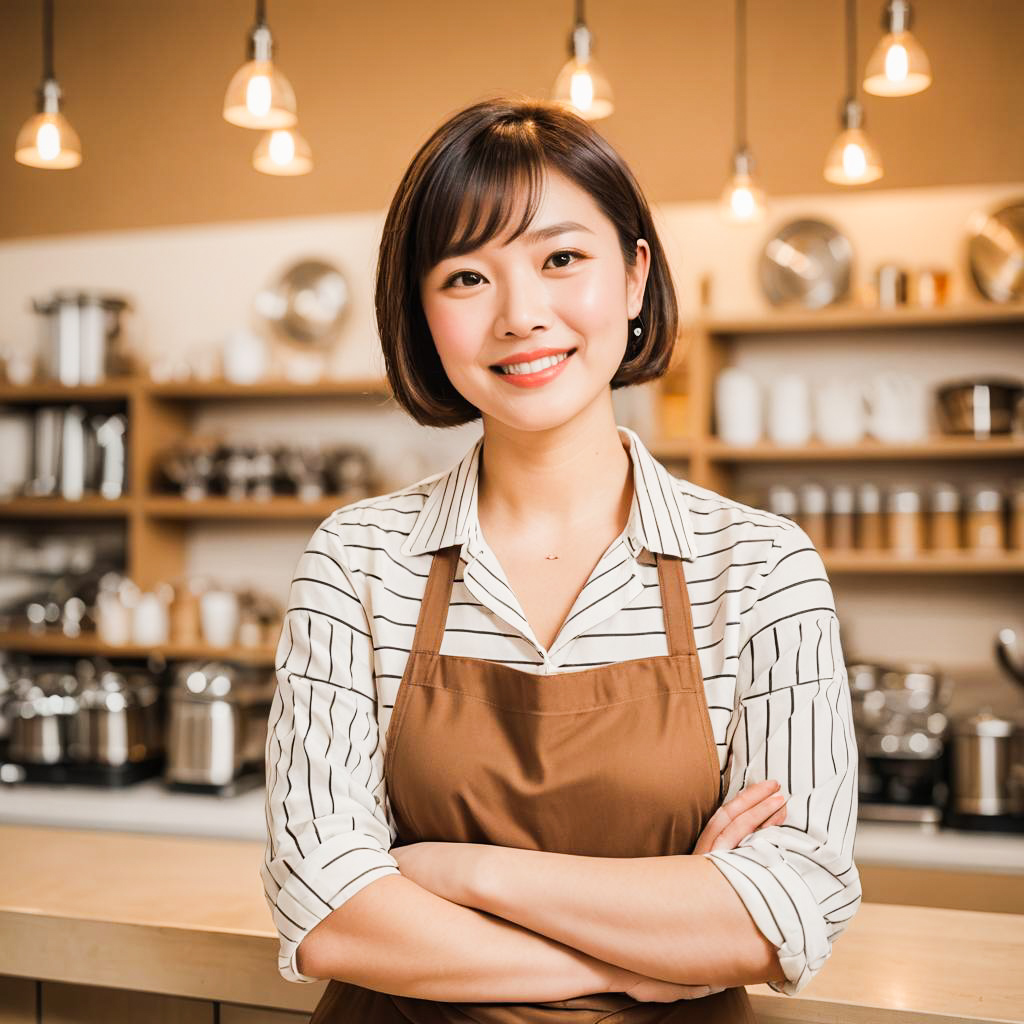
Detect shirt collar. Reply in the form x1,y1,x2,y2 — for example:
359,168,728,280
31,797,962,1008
399,424,697,562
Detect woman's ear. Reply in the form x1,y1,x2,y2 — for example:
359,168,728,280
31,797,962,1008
627,238,652,319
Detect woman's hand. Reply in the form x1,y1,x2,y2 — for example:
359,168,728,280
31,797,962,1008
622,976,727,1002
693,779,788,855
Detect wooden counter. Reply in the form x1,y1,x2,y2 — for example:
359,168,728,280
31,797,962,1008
1,824,1022,1023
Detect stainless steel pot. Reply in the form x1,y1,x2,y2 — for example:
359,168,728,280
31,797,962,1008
31,290,131,386
950,709,1024,816
936,378,1024,438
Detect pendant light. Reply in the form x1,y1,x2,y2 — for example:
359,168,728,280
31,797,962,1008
253,127,313,176
14,0,82,170
824,0,883,186
863,0,931,96
222,0,297,129
551,0,614,121
720,0,766,223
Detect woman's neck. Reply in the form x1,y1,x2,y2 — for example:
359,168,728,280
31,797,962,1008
476,402,633,545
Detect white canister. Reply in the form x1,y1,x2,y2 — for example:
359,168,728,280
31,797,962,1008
222,327,269,385
814,376,866,445
714,368,763,445
201,589,240,648
768,374,812,446
132,591,171,646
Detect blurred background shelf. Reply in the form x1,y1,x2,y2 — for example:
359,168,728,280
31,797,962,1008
0,629,275,664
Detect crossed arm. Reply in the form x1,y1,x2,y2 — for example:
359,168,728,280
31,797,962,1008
391,841,787,990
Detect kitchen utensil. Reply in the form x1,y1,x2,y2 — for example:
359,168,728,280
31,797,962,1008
0,411,33,498
995,627,1024,688
222,327,269,384
913,268,950,307
254,258,350,349
935,378,1024,438
759,218,853,309
714,367,762,445
966,198,1024,303
200,588,239,648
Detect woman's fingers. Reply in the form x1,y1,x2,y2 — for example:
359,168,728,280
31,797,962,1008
710,790,788,851
695,779,781,853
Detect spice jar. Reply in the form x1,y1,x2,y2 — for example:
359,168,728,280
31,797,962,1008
887,485,924,556
929,482,962,552
856,482,884,550
798,482,828,550
829,484,856,551
767,484,798,523
1011,479,1024,552
965,483,1005,552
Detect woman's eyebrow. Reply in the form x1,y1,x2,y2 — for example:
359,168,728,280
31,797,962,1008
518,220,594,245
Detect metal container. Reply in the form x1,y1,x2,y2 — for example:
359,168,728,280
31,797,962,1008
31,290,131,386
66,668,163,767
936,378,1024,438
950,709,1024,816
6,670,80,765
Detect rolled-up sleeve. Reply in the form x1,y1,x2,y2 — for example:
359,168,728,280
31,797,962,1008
260,514,400,983
700,524,862,996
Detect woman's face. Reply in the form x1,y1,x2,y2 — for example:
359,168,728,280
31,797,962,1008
419,168,651,434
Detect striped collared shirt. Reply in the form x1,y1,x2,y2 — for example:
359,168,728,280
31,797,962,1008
261,424,861,995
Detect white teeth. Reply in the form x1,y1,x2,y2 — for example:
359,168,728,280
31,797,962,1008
497,351,572,375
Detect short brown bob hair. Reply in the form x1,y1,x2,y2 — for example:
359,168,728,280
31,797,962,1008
375,94,679,428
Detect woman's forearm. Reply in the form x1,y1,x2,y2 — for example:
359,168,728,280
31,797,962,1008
298,873,637,1002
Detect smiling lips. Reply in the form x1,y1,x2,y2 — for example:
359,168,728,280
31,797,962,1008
490,347,577,388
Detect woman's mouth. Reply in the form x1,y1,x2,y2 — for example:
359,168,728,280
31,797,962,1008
489,348,577,388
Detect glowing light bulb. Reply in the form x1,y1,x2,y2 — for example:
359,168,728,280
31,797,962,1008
842,143,867,179
268,130,295,166
729,186,756,220
246,74,272,117
36,121,61,162
884,43,909,83
570,69,594,112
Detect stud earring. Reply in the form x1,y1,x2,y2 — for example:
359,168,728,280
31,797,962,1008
631,313,644,338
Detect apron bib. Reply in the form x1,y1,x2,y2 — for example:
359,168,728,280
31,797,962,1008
308,545,758,1023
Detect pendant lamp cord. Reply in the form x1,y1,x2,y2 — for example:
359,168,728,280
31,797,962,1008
846,0,856,101
256,0,267,28
574,0,584,28
735,0,747,151
42,0,54,80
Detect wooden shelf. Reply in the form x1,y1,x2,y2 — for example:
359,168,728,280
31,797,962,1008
0,628,275,664
142,495,354,520
823,550,1024,574
145,377,392,400
702,436,1024,462
0,496,132,518
0,375,392,403
699,301,1024,335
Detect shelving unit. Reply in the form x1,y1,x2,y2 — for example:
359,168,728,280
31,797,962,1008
0,375,394,662
3,301,1023,665
647,300,1024,576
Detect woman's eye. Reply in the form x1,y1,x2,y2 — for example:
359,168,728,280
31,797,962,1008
545,249,584,269
445,270,484,289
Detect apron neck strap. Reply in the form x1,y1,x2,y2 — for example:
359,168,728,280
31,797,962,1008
410,545,696,659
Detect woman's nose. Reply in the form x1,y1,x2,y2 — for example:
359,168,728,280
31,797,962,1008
494,274,553,338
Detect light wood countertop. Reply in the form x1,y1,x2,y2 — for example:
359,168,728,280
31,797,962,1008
1,823,1022,1022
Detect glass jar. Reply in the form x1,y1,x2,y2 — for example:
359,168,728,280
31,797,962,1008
829,484,856,551
856,482,884,550
798,482,828,550
886,485,923,556
928,482,962,552
767,484,798,523
965,483,1005,552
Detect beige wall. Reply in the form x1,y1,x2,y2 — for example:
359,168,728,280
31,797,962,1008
2,0,1023,240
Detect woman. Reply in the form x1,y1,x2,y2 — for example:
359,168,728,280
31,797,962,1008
261,96,861,1023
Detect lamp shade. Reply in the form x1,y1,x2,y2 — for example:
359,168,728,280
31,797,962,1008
223,59,297,129
15,110,81,169
253,127,312,175
863,30,932,95
552,56,614,120
824,127,883,185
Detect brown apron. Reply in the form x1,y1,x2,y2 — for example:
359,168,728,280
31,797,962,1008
308,544,758,1023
